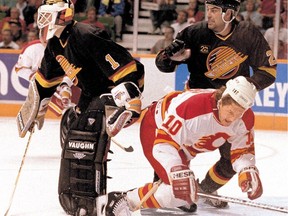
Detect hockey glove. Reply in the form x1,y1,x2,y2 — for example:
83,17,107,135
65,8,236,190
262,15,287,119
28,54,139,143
169,165,198,204
57,83,72,109
164,39,185,57
238,166,263,200
106,82,142,137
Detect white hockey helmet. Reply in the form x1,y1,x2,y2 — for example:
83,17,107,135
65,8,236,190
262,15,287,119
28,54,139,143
37,0,74,41
222,76,257,110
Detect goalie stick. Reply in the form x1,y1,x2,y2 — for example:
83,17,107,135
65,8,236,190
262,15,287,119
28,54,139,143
198,192,288,214
111,138,134,152
132,179,288,214
4,128,34,216
133,180,163,211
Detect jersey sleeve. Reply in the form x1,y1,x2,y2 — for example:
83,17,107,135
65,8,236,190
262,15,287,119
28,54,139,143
228,110,256,173
242,23,277,90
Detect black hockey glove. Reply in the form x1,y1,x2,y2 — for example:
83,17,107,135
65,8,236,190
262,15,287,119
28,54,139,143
164,39,185,57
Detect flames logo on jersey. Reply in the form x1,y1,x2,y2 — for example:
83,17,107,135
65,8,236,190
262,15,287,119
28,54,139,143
205,46,248,80
191,133,230,151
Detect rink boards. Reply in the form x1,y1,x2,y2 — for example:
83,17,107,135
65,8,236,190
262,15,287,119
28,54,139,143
0,51,287,130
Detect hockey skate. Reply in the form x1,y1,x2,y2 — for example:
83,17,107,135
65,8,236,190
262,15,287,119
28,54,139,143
198,186,228,208
178,203,197,213
96,191,131,216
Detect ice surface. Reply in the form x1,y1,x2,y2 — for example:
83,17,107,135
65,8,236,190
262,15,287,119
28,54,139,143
0,118,287,216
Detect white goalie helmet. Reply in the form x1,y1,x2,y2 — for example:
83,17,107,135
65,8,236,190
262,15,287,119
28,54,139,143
222,76,257,110
37,0,74,42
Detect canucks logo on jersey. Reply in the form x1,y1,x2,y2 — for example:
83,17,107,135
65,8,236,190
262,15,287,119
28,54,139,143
205,46,248,80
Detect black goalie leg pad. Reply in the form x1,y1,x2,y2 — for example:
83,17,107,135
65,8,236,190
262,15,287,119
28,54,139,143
60,106,78,149
58,98,110,215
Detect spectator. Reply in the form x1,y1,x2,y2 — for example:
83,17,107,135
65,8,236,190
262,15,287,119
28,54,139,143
16,32,27,48
9,20,23,42
27,11,38,31
0,7,26,33
150,0,177,35
281,0,287,28
259,0,276,30
16,0,27,20
98,0,125,42
0,29,20,49
82,6,105,30
0,0,17,16
241,0,263,31
264,16,288,59
22,0,38,27
186,0,205,25
151,26,175,54
171,9,190,38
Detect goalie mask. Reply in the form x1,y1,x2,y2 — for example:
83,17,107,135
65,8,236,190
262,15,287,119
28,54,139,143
222,76,257,110
37,0,74,42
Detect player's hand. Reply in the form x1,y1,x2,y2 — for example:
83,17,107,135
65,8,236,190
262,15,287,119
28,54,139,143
164,39,191,61
169,165,198,204
106,98,141,137
106,82,142,137
238,166,263,200
58,84,72,109
164,39,185,56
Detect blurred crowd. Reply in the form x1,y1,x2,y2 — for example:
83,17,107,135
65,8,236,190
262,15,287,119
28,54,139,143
150,0,287,59
0,0,287,58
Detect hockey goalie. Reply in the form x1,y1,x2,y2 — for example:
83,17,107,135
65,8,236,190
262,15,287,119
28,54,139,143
16,0,144,215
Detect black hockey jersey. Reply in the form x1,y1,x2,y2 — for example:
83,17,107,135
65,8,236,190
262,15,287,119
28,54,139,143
35,21,144,106
156,20,276,90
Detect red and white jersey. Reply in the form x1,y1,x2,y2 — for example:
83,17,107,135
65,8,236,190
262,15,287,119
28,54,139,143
154,89,255,173
14,40,45,81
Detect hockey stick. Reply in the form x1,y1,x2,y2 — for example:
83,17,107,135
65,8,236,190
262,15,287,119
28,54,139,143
198,192,288,214
111,138,134,152
4,129,34,216
133,180,163,211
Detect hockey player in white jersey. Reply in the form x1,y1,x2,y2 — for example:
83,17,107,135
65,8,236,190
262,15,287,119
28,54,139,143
97,76,263,216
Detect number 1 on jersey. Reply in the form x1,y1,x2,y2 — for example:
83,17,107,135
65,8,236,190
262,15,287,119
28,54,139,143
105,54,120,70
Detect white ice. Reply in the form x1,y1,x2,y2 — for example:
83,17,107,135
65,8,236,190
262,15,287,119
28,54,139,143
0,117,287,216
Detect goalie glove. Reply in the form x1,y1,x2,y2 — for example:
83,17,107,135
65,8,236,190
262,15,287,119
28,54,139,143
169,165,198,204
106,82,142,137
238,166,263,200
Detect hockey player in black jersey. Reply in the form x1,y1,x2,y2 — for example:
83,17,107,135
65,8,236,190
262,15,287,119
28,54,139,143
16,0,144,215
155,0,277,212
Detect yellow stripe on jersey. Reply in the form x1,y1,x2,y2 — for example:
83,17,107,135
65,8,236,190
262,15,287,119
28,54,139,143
35,71,63,88
154,129,180,150
109,61,137,83
258,66,277,78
